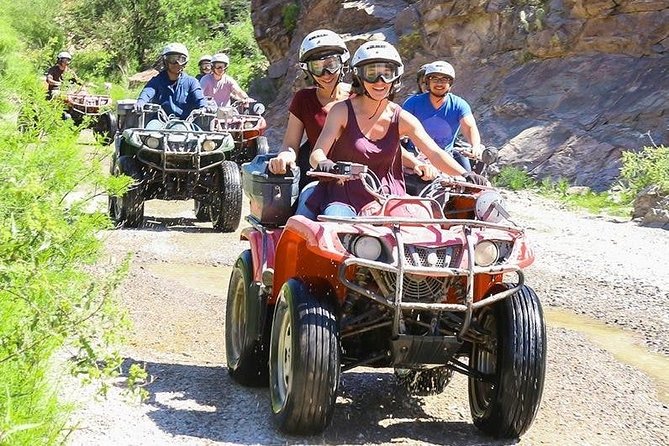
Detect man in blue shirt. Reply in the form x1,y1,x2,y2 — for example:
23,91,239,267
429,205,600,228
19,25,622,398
402,61,482,171
135,43,207,119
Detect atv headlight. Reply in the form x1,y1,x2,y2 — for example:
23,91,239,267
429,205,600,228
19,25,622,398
474,240,499,267
243,121,255,129
352,236,383,261
202,139,217,152
145,136,160,149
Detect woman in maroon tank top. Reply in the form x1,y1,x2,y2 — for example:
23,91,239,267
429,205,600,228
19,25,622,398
267,30,351,183
306,41,477,218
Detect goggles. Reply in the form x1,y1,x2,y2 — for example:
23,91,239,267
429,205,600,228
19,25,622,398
304,55,342,77
59,58,72,64
164,54,188,66
358,62,400,84
212,63,227,70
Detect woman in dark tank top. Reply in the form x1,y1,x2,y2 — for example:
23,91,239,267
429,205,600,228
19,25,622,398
305,40,477,218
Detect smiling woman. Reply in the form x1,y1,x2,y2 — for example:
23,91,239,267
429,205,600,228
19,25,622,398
301,39,480,220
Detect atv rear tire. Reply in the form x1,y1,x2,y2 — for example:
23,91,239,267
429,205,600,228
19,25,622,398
468,284,546,438
225,250,270,387
210,161,242,232
270,279,340,435
109,156,144,228
395,366,454,396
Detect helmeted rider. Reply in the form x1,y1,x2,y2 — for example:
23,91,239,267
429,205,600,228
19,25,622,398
402,60,483,171
196,54,212,81
299,39,483,219
134,43,207,119
46,51,82,99
272,29,352,190
199,52,250,107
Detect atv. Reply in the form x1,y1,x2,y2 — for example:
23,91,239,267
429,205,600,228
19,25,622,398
226,158,546,438
59,85,117,144
108,101,242,232
211,99,269,164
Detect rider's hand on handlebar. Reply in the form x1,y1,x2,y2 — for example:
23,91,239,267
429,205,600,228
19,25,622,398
414,163,439,181
316,159,338,174
463,172,489,186
268,152,295,175
133,101,145,113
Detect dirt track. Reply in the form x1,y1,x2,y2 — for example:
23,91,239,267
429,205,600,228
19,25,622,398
64,191,669,445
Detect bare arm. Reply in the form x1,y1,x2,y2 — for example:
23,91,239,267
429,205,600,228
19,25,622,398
399,110,466,176
268,112,305,174
309,101,347,167
401,148,439,180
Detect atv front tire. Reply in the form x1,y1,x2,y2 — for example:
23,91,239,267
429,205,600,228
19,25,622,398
270,279,340,435
109,156,144,228
468,284,546,438
225,250,270,386
210,161,242,232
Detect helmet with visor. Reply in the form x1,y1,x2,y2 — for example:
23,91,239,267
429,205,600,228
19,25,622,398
351,41,404,84
161,43,189,66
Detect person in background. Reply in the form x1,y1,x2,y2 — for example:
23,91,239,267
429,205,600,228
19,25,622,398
45,51,82,99
402,60,483,171
302,41,487,219
199,53,250,107
134,43,206,119
196,55,212,81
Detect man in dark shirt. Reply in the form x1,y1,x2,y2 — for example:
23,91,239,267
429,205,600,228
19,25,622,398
45,51,82,99
135,43,206,119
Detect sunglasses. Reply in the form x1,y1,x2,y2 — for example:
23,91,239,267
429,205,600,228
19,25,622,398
427,75,453,84
358,63,400,84
164,54,187,65
304,55,342,77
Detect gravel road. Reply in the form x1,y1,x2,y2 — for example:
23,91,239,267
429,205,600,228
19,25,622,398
61,190,669,445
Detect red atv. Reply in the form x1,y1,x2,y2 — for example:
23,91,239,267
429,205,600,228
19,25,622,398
60,86,117,144
210,100,268,164
226,158,546,438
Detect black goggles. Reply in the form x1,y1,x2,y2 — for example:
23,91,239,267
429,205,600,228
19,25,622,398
305,55,342,76
165,54,188,65
358,63,400,84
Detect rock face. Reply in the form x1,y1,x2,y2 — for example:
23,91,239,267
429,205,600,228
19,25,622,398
250,0,668,191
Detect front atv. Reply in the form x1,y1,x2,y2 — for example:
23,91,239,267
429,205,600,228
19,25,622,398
108,101,241,232
226,160,546,438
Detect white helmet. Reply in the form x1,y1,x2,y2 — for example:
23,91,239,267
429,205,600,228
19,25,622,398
424,60,455,79
351,41,404,73
198,55,212,64
211,53,230,65
161,43,189,60
299,29,350,64
57,51,72,60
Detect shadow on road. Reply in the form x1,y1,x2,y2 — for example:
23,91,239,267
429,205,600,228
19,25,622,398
118,358,518,445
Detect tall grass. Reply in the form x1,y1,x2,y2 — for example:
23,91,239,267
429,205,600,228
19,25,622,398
0,2,126,444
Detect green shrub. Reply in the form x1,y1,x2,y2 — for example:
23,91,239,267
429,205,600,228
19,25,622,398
620,145,669,197
494,166,536,190
282,3,300,33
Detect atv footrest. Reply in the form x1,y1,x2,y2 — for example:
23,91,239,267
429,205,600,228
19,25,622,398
392,334,462,366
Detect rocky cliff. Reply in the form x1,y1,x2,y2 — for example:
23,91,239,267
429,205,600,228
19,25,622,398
251,0,668,190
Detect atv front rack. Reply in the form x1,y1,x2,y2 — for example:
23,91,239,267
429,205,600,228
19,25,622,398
321,215,526,339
